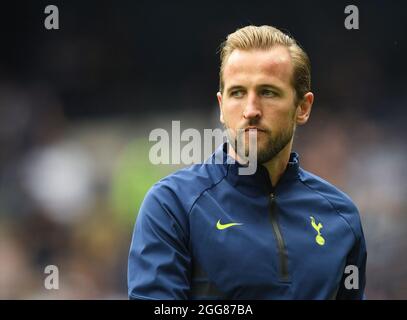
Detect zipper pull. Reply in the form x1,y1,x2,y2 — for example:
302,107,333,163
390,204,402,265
270,193,276,207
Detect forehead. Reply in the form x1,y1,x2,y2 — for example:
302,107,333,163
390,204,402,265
223,46,294,88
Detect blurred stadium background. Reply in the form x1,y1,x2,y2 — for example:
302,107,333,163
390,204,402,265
0,1,406,299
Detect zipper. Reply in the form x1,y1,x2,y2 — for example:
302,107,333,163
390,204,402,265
269,193,290,282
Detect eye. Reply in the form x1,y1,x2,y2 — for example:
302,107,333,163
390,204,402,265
230,89,245,98
261,89,277,97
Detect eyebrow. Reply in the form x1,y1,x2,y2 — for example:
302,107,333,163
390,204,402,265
226,85,245,94
258,84,284,93
226,84,284,94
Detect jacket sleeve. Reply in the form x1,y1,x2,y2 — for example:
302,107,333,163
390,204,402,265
127,185,191,299
335,223,367,300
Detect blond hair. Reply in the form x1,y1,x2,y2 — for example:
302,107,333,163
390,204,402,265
219,25,311,104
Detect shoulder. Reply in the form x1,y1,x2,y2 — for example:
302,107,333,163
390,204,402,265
299,168,358,213
298,168,363,238
142,162,226,216
135,163,225,243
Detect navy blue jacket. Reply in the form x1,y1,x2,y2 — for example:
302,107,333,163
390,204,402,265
128,143,367,299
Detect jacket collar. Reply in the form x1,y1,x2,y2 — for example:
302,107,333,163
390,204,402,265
210,142,300,196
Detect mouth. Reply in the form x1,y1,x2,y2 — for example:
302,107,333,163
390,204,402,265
244,126,266,132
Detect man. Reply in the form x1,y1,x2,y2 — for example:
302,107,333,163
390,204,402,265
128,25,367,299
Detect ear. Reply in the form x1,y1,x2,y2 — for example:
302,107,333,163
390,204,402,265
295,92,314,125
217,91,225,124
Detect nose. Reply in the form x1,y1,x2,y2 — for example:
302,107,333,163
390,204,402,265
243,92,262,120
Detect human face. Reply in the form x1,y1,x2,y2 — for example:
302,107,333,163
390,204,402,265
217,46,305,164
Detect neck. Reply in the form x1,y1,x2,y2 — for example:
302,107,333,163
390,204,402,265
228,139,293,187
262,140,293,187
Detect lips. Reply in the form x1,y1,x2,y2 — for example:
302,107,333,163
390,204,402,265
244,126,266,132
